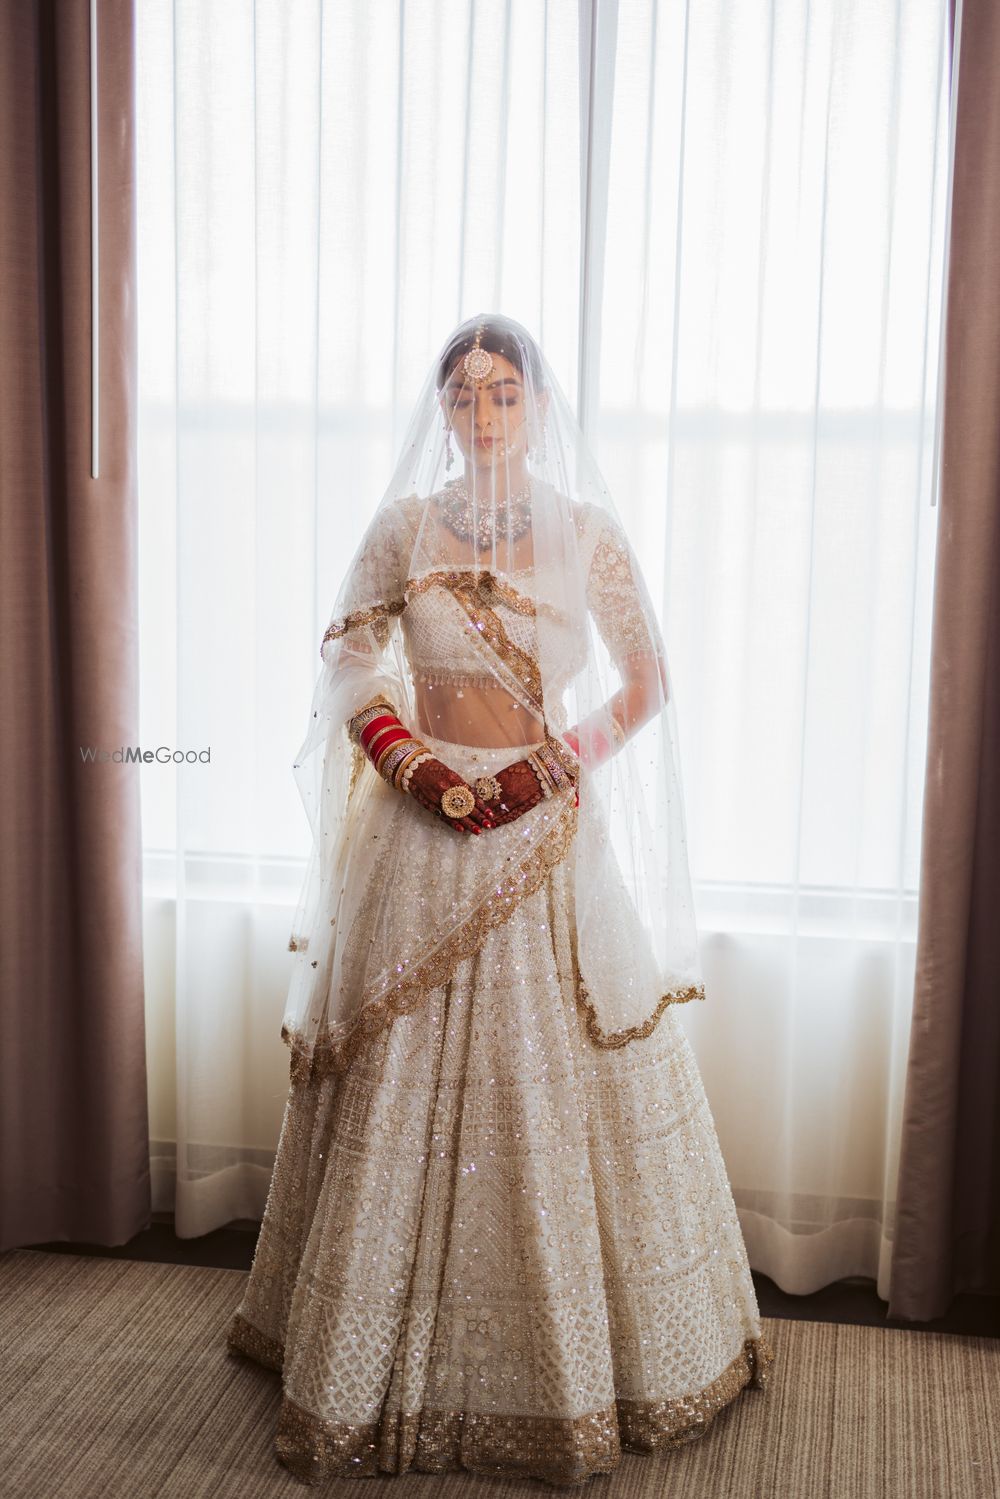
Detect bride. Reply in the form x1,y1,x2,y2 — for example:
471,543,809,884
225,313,775,1486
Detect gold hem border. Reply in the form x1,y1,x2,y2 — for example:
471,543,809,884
226,1312,283,1373
226,1318,775,1487
576,978,706,1049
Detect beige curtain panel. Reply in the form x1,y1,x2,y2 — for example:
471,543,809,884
889,0,1000,1320
0,1,149,1249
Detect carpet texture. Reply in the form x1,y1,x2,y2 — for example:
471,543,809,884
0,1248,996,1498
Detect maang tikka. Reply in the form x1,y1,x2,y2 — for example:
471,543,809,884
462,324,494,384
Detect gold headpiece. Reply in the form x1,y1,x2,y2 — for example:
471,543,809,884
462,324,494,384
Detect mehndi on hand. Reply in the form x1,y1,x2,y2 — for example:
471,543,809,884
485,759,544,827
406,756,496,836
487,738,579,826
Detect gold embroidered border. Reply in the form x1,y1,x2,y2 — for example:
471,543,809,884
452,577,543,708
407,567,563,622
234,1333,775,1486
576,979,706,1050
326,570,542,641
409,569,539,618
321,598,406,650
282,798,579,1083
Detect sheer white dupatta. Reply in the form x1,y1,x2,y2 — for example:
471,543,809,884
282,313,703,1082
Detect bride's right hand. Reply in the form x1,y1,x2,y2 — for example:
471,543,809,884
406,757,496,835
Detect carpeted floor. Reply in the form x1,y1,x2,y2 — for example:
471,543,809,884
0,1248,996,1499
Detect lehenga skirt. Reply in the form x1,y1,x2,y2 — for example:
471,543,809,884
225,736,775,1487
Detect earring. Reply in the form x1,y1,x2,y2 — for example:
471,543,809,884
445,428,454,470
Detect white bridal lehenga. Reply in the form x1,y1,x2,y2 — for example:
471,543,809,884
225,315,775,1486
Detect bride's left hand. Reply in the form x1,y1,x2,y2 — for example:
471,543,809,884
486,760,545,826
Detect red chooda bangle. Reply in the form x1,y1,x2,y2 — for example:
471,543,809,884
359,713,403,752
365,725,410,764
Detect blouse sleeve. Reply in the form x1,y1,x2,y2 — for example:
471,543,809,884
321,499,412,662
318,498,416,726
583,509,666,670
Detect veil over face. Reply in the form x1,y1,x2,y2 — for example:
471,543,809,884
283,313,704,1080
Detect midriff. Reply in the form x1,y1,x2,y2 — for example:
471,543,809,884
413,680,544,750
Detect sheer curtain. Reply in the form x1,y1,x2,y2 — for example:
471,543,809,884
589,2,949,1299
136,0,950,1296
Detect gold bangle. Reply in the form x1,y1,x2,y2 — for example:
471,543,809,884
374,735,415,776
392,744,429,789
377,739,421,784
441,783,476,819
374,735,418,779
526,750,554,798
536,740,571,793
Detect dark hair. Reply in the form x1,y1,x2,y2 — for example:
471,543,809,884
435,315,545,393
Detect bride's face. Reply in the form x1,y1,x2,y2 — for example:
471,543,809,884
440,351,530,469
